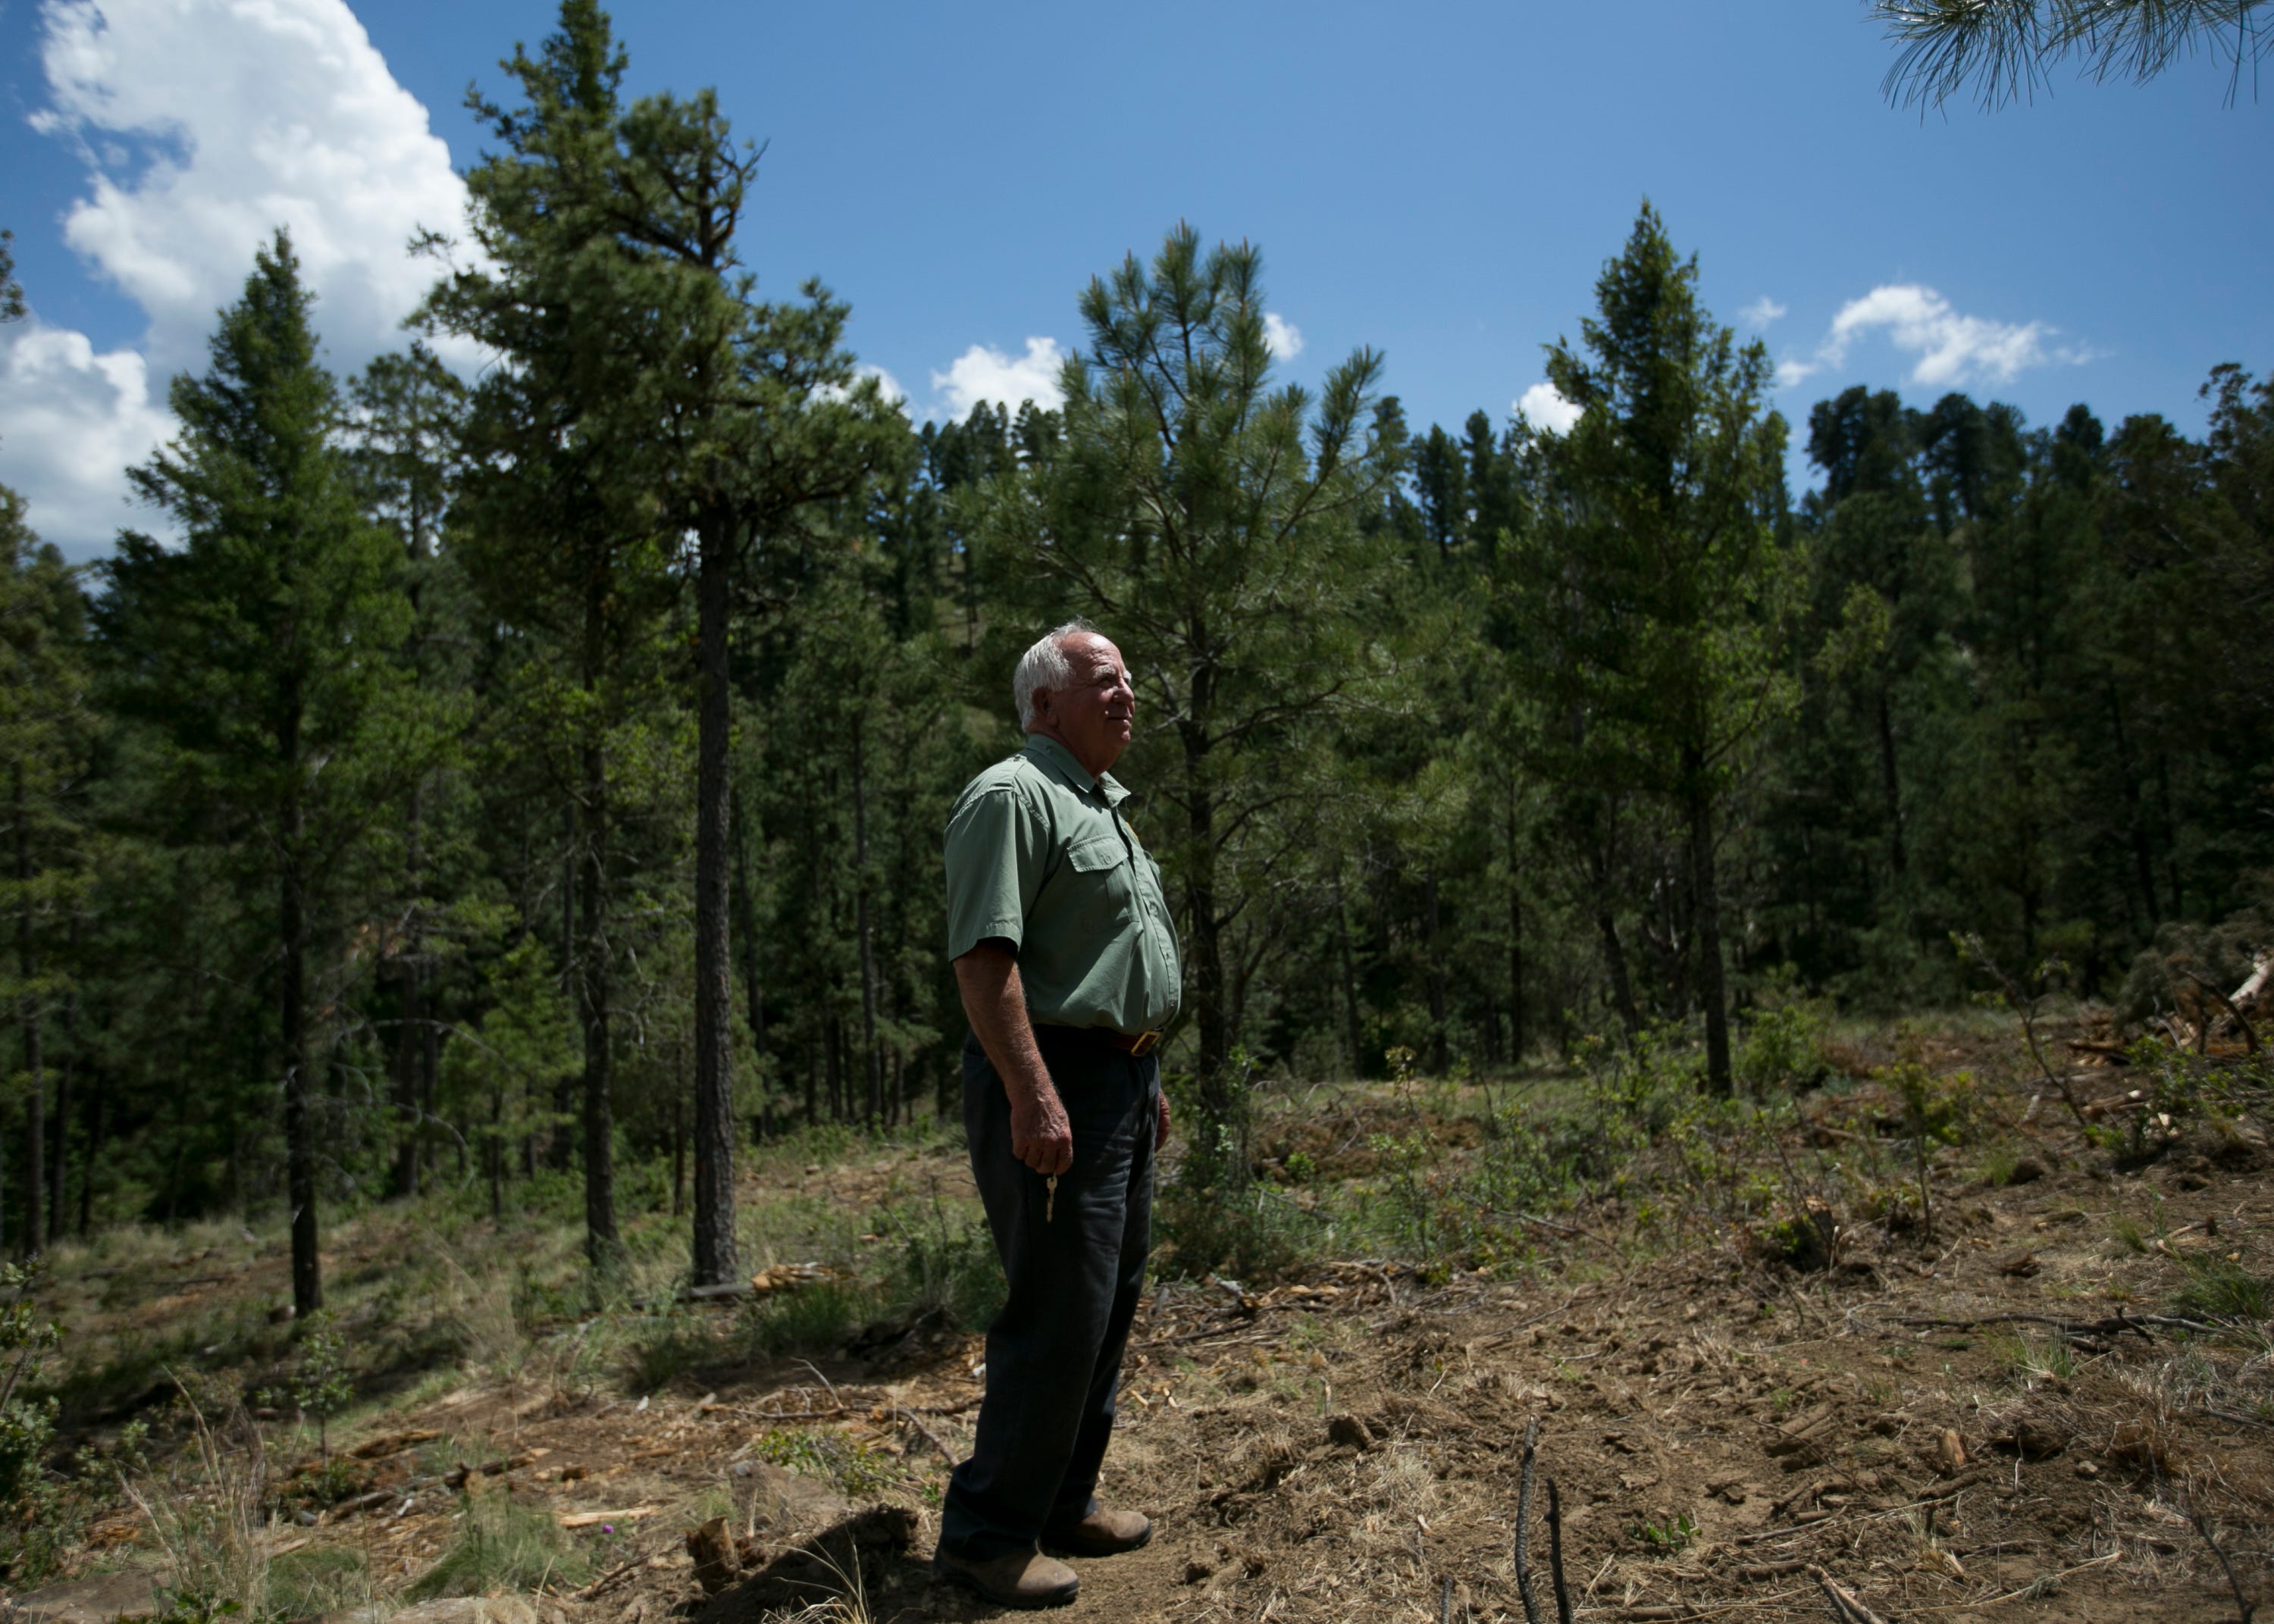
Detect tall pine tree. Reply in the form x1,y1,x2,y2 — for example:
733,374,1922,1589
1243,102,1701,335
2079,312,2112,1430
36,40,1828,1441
100,231,439,1313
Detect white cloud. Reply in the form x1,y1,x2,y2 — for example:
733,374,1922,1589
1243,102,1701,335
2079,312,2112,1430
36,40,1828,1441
857,362,907,405
1739,296,1787,328
930,336,1067,420
1777,283,2092,392
815,362,908,410
0,321,175,550
1515,380,1581,436
1264,311,1304,361
0,0,474,557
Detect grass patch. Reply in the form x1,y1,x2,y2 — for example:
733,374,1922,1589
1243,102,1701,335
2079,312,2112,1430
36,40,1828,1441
1987,1328,2075,1385
2175,1256,2272,1322
408,1493,584,1599
739,1281,879,1359
267,1544,371,1619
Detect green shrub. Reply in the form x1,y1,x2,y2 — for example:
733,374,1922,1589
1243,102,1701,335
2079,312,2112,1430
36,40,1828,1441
1736,1001,1828,1094
1155,1173,1317,1282
750,1427,899,1500
884,1203,1004,1331
1627,1510,1699,1554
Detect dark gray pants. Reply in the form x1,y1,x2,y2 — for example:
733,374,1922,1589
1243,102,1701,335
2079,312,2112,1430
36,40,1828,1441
939,1025,1157,1561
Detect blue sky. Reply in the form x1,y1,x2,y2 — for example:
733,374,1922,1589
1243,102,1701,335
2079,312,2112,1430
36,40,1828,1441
1,0,2267,559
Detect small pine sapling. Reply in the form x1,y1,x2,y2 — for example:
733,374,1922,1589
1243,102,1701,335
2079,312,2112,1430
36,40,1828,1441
260,1311,353,1462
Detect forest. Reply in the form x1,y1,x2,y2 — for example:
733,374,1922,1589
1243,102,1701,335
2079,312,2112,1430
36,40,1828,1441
0,0,2270,1322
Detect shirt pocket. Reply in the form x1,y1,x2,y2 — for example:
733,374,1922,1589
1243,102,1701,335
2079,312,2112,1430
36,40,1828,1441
1063,834,1136,925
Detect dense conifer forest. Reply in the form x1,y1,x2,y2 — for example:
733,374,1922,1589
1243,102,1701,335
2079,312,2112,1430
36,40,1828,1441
0,1,2269,1313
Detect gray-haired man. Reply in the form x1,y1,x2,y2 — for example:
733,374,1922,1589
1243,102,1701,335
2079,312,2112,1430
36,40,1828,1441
932,621,1179,1609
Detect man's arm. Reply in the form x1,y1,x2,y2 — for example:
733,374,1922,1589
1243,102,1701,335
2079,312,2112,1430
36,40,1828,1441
955,941,1073,1175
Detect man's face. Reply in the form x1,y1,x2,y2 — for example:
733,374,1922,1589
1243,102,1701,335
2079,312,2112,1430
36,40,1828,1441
1035,634,1135,777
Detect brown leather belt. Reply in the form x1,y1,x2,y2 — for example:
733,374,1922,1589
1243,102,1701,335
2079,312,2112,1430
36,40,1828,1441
1104,1029,1163,1058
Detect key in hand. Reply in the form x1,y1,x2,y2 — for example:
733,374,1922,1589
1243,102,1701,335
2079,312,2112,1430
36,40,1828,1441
1045,1173,1058,1222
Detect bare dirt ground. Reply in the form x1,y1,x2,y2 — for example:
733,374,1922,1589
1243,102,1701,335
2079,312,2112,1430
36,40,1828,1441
14,1027,2274,1623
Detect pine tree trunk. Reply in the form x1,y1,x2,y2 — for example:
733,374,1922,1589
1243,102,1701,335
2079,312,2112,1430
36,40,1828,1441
283,852,320,1315
391,974,421,1199
1583,785,1642,1040
578,734,617,1265
852,725,882,1127
553,801,576,1171
487,1078,503,1222
16,762,45,1258
1424,871,1448,1074
1333,871,1364,1078
2108,688,2159,926
1684,749,1733,1097
391,782,424,1198
49,918,74,1244
77,1045,98,1237
47,987,67,1237
730,787,767,1113
1876,687,1907,885
689,514,739,1287
1508,889,1525,1068
1182,721,1236,1167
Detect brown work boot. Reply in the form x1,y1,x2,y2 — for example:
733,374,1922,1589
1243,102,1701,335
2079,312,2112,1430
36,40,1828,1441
932,1546,1080,1609
1043,1505,1153,1557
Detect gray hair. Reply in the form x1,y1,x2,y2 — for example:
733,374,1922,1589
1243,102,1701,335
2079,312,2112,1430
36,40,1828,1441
1013,618,1098,731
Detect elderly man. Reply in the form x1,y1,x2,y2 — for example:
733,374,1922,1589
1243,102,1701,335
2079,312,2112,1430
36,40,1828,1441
932,620,1180,1610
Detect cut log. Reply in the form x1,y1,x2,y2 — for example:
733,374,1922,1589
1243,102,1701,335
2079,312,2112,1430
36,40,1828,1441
2234,952,2272,1015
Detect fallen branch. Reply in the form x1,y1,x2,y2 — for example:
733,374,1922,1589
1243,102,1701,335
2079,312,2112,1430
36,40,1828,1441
1806,1564,1894,1624
2184,967,2261,1056
559,1505,662,1529
1894,1310,2216,1341
703,1396,979,1425
1906,1551,2119,1613
1514,1417,1541,1624
1737,1512,1850,1546
1546,1479,1574,1624
891,1406,960,1466
572,1554,652,1601
1959,934,2090,1129
2186,1504,2257,1624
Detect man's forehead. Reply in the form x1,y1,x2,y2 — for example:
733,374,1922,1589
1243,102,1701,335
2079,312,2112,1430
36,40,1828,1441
1062,634,1126,672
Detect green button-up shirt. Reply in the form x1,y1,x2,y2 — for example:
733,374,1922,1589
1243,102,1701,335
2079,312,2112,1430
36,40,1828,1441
944,734,1182,1034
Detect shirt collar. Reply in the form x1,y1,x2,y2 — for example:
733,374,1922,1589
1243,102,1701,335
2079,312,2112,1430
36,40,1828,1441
1023,732,1129,807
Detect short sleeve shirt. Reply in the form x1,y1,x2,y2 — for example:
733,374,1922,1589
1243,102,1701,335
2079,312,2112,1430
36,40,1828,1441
944,734,1182,1034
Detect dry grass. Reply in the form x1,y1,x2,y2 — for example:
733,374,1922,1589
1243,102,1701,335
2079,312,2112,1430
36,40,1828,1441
120,1388,270,1619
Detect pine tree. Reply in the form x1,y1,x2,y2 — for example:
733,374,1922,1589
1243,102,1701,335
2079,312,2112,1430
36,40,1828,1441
0,490,89,1255
968,224,1408,1169
347,344,471,1199
1500,203,1793,1093
99,231,440,1313
424,0,687,1266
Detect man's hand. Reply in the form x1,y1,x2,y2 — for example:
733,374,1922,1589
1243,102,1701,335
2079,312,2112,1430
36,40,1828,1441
956,942,1074,1175
1155,1090,1171,1151
1011,1082,1075,1175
